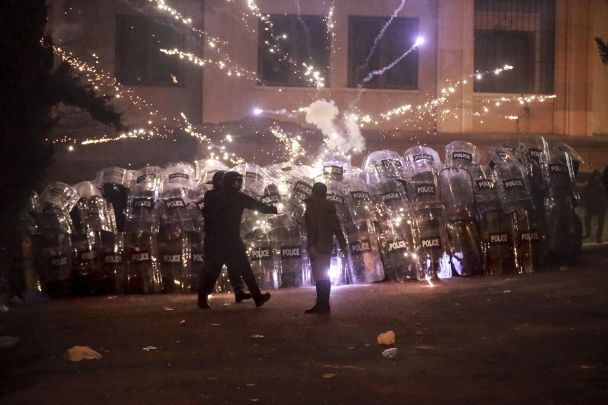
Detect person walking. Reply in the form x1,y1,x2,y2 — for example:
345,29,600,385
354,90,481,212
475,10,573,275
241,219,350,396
582,170,607,243
198,171,277,309
303,182,348,314
201,170,251,303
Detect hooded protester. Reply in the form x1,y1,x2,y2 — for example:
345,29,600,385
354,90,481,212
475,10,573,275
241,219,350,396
198,171,277,309
201,170,251,303
303,182,348,314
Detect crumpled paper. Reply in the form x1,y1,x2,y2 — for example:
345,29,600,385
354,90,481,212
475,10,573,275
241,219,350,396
0,336,19,349
377,330,396,345
67,346,102,362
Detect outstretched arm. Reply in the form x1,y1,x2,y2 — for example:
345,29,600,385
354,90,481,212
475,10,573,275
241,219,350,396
239,192,278,215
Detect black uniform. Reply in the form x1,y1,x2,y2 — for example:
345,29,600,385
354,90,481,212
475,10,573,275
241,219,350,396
201,188,246,295
198,187,277,302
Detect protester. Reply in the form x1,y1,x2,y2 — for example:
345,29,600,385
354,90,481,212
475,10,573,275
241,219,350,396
582,170,607,243
201,170,251,303
303,182,348,314
197,171,277,309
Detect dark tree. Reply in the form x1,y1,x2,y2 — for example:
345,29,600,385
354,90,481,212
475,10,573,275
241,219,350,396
0,1,124,274
595,37,608,65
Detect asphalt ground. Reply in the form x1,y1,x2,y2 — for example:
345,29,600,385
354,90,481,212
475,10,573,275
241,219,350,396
1,245,607,404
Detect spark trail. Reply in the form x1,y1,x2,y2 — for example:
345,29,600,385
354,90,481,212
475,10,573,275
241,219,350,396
354,0,407,84
360,38,423,85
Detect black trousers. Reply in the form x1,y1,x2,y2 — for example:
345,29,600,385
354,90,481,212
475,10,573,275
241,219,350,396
199,249,261,297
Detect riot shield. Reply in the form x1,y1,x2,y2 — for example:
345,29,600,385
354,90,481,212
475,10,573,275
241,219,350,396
438,167,481,276
404,146,447,279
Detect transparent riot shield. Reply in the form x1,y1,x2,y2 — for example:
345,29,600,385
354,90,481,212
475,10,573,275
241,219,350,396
247,238,280,290
193,159,229,188
363,150,421,281
468,164,515,275
277,229,311,288
541,141,583,258
445,141,480,169
438,167,481,276
493,158,544,273
124,167,163,293
342,170,384,283
158,163,197,293
96,167,131,233
38,183,79,296
517,142,546,212
404,146,447,279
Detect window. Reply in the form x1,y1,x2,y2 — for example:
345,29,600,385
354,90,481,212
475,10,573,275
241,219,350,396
115,15,184,86
474,0,555,93
348,16,419,89
258,15,329,87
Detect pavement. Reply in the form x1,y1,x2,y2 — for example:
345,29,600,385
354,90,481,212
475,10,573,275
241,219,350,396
1,245,607,404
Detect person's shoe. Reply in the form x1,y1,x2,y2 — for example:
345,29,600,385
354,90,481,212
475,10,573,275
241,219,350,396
305,304,330,314
235,291,252,303
304,304,319,314
254,292,271,307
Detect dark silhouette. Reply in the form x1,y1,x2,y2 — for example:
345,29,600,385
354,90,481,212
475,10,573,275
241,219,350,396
201,171,251,303
197,171,277,309
0,1,124,292
595,37,608,64
303,182,348,314
582,170,607,243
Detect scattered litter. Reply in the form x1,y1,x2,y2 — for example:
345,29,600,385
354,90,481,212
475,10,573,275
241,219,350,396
250,399,260,402
345,346,355,350
67,345,102,362
377,330,396,345
0,336,19,349
503,290,512,294
415,344,432,350
163,307,174,311
364,343,371,347
579,364,596,369
319,363,364,370
322,373,336,379
210,323,221,326
250,334,264,339
0,305,9,313
142,346,158,351
382,348,398,359
246,383,256,387
223,303,231,306
107,296,118,300
179,320,187,325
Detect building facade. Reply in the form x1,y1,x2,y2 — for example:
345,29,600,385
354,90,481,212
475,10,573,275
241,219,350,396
47,0,608,181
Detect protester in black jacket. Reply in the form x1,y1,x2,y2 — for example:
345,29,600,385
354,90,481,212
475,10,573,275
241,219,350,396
198,171,277,309
303,182,348,314
201,171,251,303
